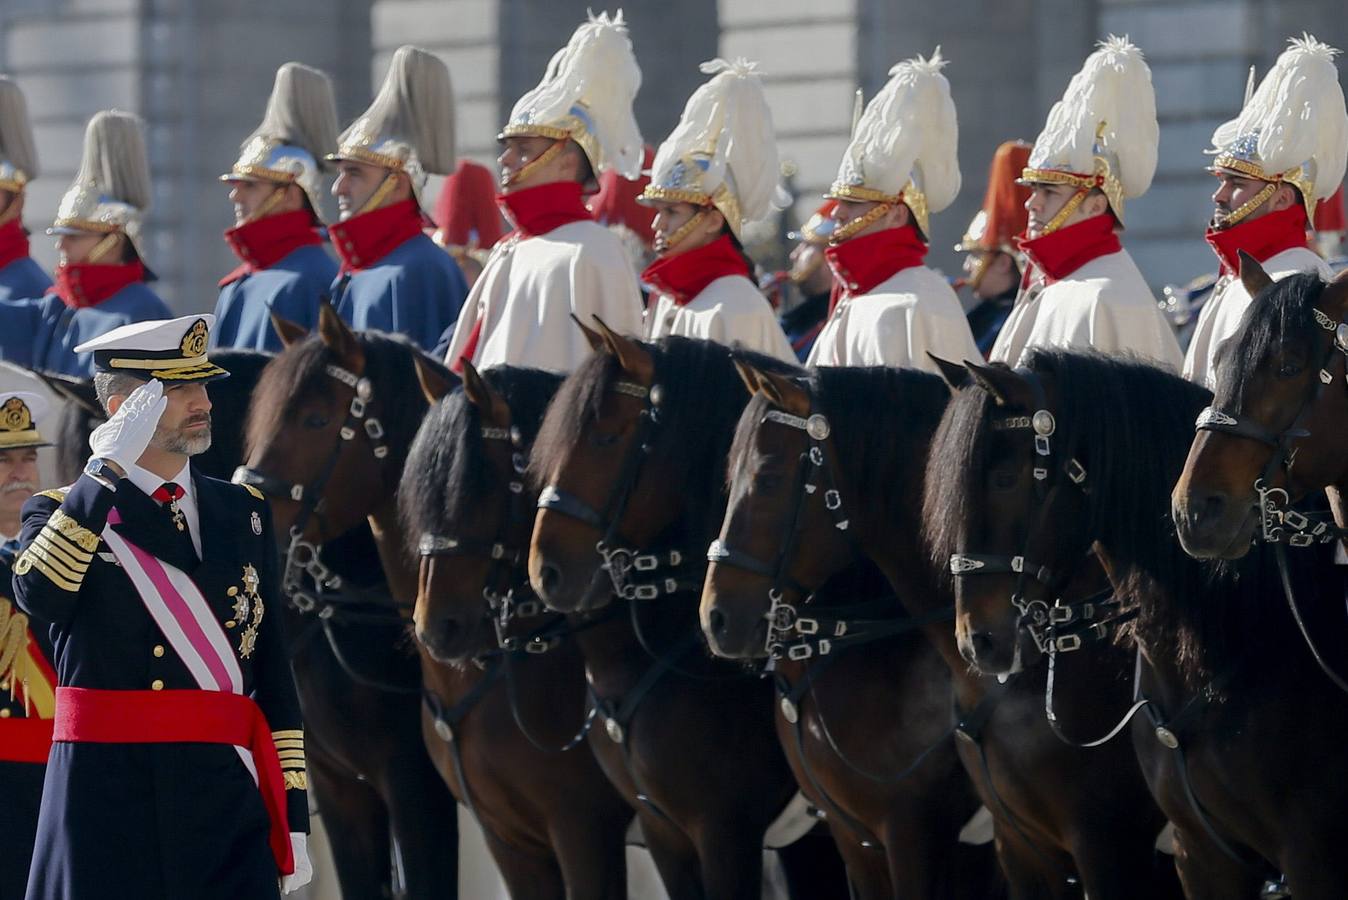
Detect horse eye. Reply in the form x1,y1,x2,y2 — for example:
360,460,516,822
1277,361,1303,378
304,414,330,429
588,431,620,448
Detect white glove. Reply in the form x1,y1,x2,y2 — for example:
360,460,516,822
88,379,166,474
281,832,313,894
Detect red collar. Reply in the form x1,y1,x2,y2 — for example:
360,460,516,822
641,233,750,306
220,209,325,286
824,225,927,313
329,199,425,274
1017,214,1121,284
0,219,30,271
49,260,147,309
496,181,593,239
1205,203,1311,276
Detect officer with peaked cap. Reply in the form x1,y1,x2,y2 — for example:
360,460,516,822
956,140,1032,356
991,38,1182,370
0,391,57,900
808,50,981,371
0,111,171,377
639,58,795,361
12,315,312,898
1183,35,1347,388
0,78,51,301
213,63,340,352
326,46,468,351
442,10,645,374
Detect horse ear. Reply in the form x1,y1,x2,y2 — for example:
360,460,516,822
571,314,605,352
413,354,454,405
755,369,811,417
927,353,971,391
1238,250,1273,298
317,302,364,369
459,358,502,421
592,316,654,381
732,356,765,396
269,312,308,348
963,360,1031,408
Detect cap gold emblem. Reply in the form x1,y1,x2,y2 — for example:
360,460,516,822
0,398,32,432
180,319,209,357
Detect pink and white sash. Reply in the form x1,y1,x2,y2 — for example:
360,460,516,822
101,509,256,781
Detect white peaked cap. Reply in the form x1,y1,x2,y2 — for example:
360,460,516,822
1209,34,1348,221
500,10,643,180
828,49,960,237
1023,36,1158,224
75,314,229,382
641,58,787,237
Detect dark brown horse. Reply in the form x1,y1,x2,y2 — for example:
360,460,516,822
528,325,849,899
239,306,461,898
1173,254,1348,558
400,358,633,898
708,359,1173,899
929,348,1348,899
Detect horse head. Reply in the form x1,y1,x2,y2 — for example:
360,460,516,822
1173,254,1348,559
405,359,559,664
239,302,452,543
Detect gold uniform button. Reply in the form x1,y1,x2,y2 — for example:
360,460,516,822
0,708,10,718
153,645,165,658
151,679,165,691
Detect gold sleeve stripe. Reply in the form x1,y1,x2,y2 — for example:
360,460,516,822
283,771,308,791
274,738,304,749
271,729,303,740
23,541,88,581
33,533,92,571
14,553,80,591
277,748,307,760
37,528,94,558
280,763,307,772
278,755,307,766
47,510,100,553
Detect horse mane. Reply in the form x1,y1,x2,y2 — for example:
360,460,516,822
922,349,1304,684
246,330,449,473
1214,271,1327,406
401,366,563,543
530,337,801,540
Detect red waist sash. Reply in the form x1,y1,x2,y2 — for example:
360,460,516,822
0,716,54,764
53,686,293,874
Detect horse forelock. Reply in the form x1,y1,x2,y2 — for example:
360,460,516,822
1215,271,1327,409
527,349,619,490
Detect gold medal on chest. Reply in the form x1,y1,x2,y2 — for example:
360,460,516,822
227,564,265,658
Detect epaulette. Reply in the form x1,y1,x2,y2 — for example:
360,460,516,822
35,487,70,503
239,483,265,501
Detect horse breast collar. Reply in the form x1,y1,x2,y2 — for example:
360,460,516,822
1194,305,1348,548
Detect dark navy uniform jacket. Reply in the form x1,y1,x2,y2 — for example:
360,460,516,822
0,284,172,377
12,470,308,900
0,256,52,303
333,233,468,352
0,540,54,900
212,244,338,353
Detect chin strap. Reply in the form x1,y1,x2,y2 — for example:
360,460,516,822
504,140,568,189
1040,189,1089,237
358,172,401,217
655,208,710,255
829,202,891,245
1214,181,1278,230
247,186,289,224
86,232,123,264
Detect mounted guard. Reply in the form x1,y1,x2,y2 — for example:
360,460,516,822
0,77,51,301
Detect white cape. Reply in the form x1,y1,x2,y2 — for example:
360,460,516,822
444,220,644,373
805,265,980,373
990,249,1183,371
644,275,796,362
1182,246,1331,388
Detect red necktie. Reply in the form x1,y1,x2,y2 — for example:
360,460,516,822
152,482,185,505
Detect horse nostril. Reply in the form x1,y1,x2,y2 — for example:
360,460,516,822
708,607,727,638
538,563,563,598
971,632,995,661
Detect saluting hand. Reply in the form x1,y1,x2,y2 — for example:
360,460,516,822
88,379,168,475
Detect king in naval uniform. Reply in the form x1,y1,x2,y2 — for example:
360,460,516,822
0,392,58,900
442,10,645,374
1182,35,1347,388
0,78,52,302
990,37,1182,370
639,57,795,361
327,46,468,351
12,315,312,899
806,49,982,372
0,112,171,377
213,63,340,353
